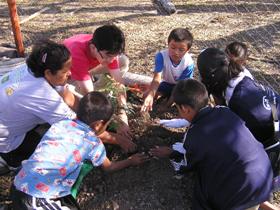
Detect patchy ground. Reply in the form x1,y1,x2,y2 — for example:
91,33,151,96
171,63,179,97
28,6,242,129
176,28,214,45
0,0,280,209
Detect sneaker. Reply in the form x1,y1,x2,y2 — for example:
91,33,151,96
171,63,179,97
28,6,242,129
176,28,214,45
173,172,184,180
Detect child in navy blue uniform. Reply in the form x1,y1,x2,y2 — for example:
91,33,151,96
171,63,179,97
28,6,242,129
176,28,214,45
198,47,280,145
197,47,280,175
151,79,273,210
141,28,194,112
197,47,280,209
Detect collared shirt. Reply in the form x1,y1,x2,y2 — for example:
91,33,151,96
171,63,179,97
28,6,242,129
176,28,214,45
183,106,272,209
154,49,194,84
14,119,106,199
225,68,254,104
228,76,280,145
0,65,76,153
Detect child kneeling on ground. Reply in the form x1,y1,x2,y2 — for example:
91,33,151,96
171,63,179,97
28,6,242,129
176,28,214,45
141,27,194,112
10,91,148,210
151,79,273,209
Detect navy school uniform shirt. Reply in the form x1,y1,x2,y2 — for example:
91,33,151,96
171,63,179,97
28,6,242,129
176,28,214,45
228,76,280,147
183,106,273,210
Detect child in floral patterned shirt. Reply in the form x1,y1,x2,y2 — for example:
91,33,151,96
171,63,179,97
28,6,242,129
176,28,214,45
11,91,148,210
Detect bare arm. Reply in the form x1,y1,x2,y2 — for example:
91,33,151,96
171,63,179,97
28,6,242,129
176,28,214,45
110,69,127,107
75,80,94,96
98,131,136,153
109,70,132,139
149,146,173,158
98,130,118,144
141,72,162,112
58,85,80,112
101,153,149,172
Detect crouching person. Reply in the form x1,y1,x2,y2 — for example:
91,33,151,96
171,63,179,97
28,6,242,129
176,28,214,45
10,91,148,210
151,79,273,209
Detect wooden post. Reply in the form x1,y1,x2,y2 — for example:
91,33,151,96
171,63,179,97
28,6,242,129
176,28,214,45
7,0,25,57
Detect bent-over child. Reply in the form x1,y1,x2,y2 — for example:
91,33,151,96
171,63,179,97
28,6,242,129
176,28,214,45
151,79,273,209
11,92,148,210
141,28,194,112
197,47,280,174
64,24,135,153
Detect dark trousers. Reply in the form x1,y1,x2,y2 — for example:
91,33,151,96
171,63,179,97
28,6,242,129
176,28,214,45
11,184,80,210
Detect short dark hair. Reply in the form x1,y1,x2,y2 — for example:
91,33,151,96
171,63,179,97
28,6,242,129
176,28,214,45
173,79,208,112
168,28,193,49
91,24,125,54
26,40,71,78
77,91,114,125
197,48,229,99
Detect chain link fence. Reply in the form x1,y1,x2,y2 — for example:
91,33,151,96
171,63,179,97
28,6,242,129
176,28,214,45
0,0,279,91
0,0,280,208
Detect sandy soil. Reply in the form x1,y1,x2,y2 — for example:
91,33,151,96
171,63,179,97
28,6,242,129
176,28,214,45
0,0,280,209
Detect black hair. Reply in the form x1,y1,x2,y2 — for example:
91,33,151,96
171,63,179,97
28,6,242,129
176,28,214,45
225,41,248,78
173,79,208,112
77,91,114,125
197,48,229,99
167,28,193,49
91,24,125,54
26,40,71,78
225,41,248,65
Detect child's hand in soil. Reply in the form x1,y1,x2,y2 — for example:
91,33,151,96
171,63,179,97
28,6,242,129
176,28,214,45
141,93,154,112
150,146,173,158
128,153,150,165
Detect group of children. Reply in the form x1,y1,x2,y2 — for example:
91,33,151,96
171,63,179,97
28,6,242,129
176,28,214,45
0,24,279,209
11,92,148,209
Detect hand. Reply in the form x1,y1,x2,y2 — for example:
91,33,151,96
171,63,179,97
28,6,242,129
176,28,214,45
66,84,83,99
150,146,173,158
141,94,154,112
128,153,150,166
115,133,137,153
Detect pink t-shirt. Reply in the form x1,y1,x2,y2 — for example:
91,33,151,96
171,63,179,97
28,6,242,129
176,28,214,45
63,34,119,81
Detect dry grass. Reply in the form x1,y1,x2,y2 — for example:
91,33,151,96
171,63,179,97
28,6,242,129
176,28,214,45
0,0,279,91
0,0,280,209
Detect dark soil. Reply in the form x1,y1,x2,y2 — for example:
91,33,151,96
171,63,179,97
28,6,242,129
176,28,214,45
76,92,195,210
0,91,195,210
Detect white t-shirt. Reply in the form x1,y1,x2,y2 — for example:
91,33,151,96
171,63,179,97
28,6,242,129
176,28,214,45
158,49,194,84
0,64,76,153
